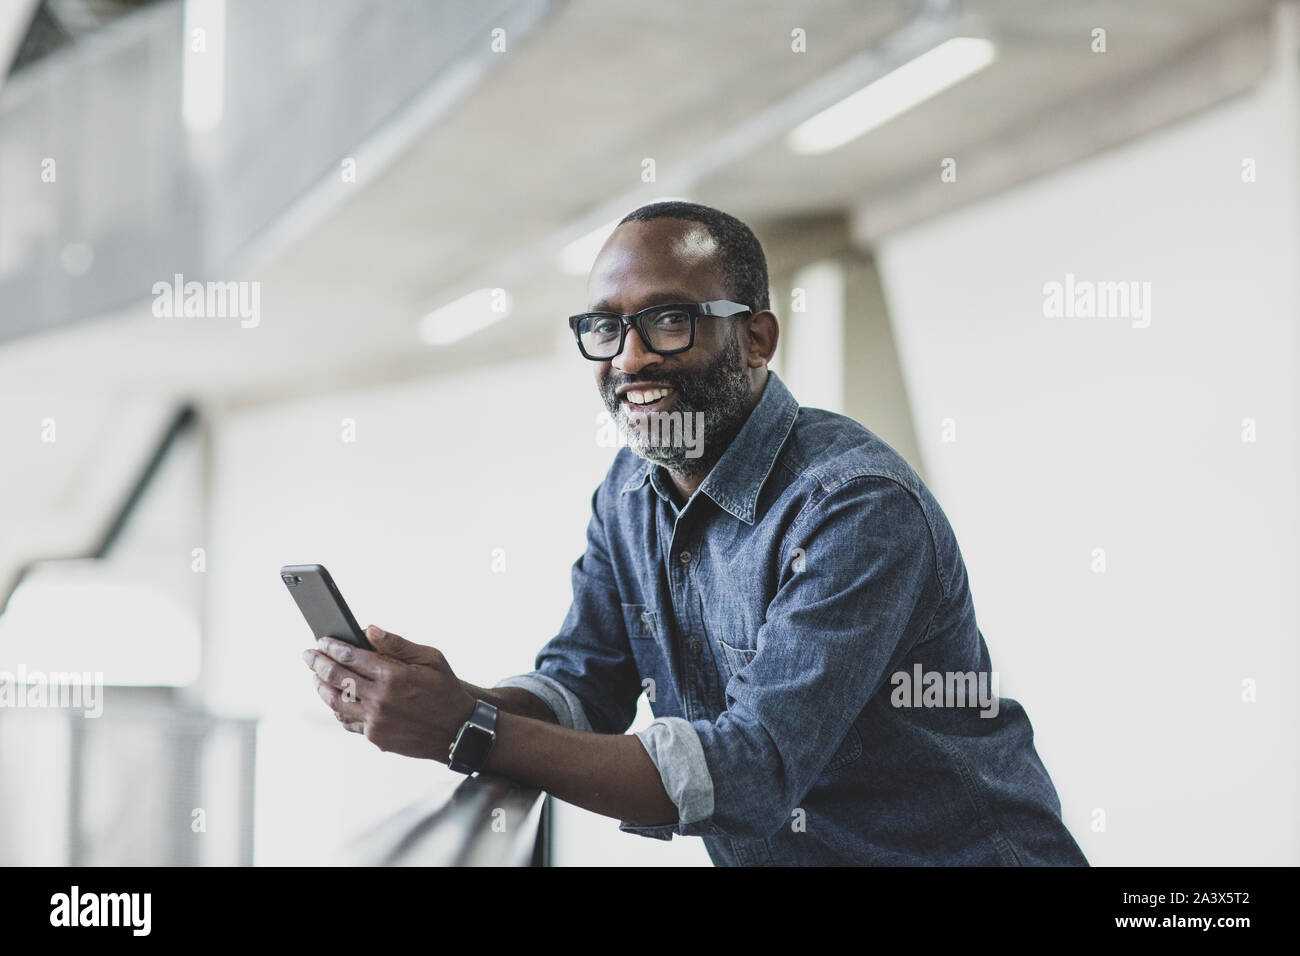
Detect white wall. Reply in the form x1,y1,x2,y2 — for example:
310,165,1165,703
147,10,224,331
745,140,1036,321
780,259,846,414
876,81,1299,865
205,349,710,865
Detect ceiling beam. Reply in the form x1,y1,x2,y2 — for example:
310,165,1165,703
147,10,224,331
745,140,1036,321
850,12,1275,246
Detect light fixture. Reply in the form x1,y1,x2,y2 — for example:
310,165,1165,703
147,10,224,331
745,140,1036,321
788,37,996,155
182,0,227,133
418,287,513,345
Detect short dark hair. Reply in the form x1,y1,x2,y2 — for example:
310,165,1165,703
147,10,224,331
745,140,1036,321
617,201,770,314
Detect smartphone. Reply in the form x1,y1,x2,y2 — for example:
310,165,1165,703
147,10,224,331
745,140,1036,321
279,563,374,650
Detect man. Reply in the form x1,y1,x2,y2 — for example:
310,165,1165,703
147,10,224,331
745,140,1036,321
304,200,1088,866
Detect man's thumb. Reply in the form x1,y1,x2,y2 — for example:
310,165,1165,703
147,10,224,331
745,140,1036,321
366,625,440,665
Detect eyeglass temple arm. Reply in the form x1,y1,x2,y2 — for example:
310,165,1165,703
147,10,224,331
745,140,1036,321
700,301,752,317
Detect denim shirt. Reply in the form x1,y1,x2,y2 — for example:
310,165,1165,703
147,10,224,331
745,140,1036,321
497,370,1088,866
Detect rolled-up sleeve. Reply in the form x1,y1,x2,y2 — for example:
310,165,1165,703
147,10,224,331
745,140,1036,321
621,476,940,841
497,478,644,737
492,672,593,732
618,717,721,839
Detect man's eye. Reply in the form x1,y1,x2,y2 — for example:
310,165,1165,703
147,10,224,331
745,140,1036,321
650,310,689,329
590,318,620,336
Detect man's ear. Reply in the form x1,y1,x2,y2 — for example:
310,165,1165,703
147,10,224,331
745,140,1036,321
745,310,779,366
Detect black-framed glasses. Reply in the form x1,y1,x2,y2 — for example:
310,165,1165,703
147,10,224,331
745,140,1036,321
568,299,752,361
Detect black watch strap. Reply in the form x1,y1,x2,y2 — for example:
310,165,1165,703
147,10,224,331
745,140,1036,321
449,700,498,775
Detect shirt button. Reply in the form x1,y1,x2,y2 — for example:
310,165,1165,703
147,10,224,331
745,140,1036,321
687,638,701,655
679,550,692,564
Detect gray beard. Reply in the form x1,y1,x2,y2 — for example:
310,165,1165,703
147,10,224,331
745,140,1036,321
601,332,753,479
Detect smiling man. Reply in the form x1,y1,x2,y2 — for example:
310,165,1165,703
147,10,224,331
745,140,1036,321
304,200,1088,866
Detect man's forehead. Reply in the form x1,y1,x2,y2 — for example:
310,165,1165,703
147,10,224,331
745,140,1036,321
588,220,723,311
589,287,700,313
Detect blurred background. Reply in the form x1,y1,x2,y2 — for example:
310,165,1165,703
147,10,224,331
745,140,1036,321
0,0,1295,867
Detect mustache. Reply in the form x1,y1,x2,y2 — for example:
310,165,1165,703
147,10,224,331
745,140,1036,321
600,368,699,400
602,371,683,393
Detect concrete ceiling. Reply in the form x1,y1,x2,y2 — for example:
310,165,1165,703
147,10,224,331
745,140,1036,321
0,0,1282,414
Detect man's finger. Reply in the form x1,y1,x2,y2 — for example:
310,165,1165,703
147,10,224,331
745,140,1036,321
364,625,445,667
335,711,365,734
303,648,375,695
313,637,390,681
314,675,366,722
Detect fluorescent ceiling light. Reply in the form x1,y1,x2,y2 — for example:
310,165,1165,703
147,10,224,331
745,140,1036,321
183,0,227,133
788,37,996,155
558,196,690,276
418,287,513,345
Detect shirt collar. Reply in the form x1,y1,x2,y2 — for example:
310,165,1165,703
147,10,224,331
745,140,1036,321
618,369,799,525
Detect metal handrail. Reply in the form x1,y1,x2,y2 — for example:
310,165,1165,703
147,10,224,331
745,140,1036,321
337,773,549,867
0,404,198,613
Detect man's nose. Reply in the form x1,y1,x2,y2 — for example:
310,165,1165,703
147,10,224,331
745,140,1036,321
611,326,658,376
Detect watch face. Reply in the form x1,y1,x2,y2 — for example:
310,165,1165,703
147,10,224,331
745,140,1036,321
453,726,492,770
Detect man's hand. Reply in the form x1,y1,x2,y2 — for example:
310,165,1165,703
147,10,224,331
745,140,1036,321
302,625,476,763
304,625,679,827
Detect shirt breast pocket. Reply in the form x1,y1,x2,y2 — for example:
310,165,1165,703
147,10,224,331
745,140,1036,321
622,602,658,641
824,721,863,774
716,639,757,680
621,602,666,706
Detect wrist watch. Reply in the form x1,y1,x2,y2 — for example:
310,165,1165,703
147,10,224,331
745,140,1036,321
449,700,498,775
